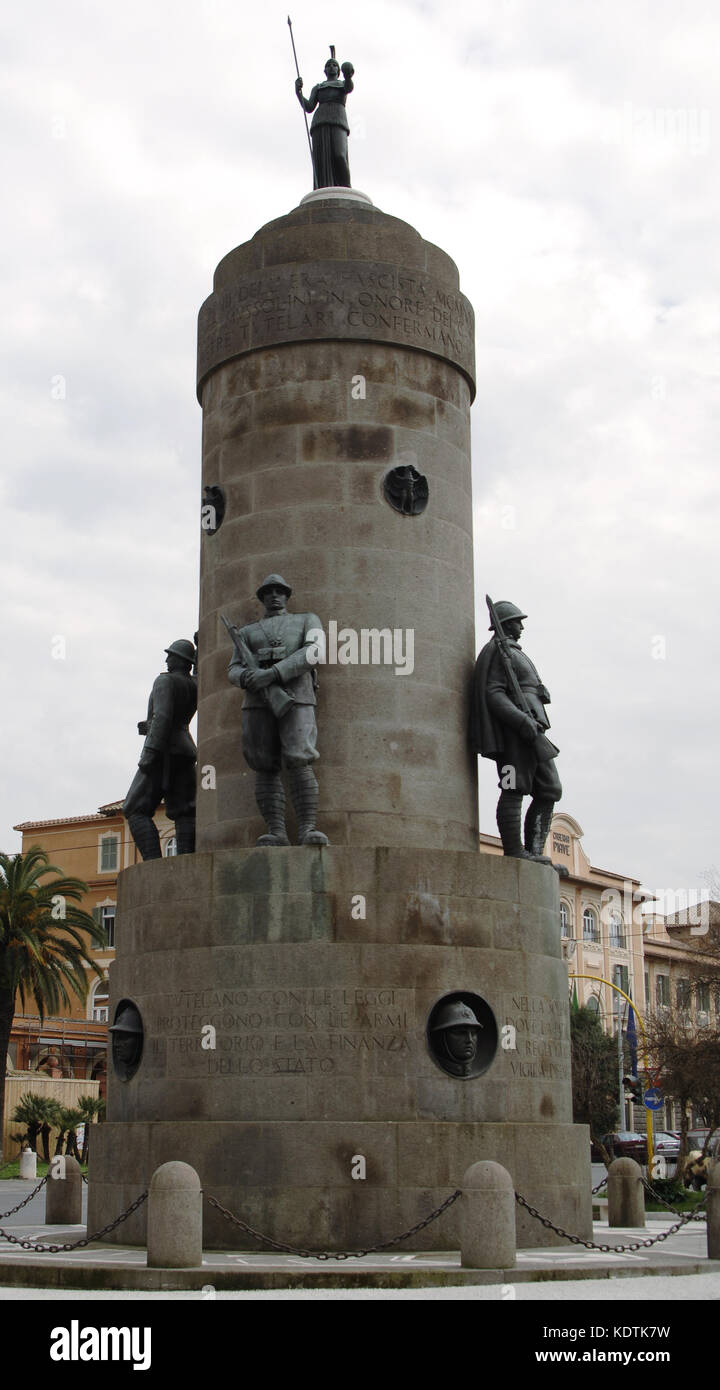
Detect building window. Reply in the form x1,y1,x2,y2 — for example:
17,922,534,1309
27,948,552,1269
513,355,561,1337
609,912,625,948
91,979,110,1023
92,904,116,948
697,983,710,1026
101,905,115,948
99,833,119,873
656,974,670,1009
585,994,601,1017
164,836,178,858
613,964,629,996
560,902,570,938
676,978,691,1018
582,907,599,943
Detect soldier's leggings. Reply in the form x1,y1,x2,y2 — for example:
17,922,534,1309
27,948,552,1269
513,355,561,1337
241,706,319,772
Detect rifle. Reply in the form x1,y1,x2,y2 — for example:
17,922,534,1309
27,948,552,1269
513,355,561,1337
221,614,295,719
485,594,559,763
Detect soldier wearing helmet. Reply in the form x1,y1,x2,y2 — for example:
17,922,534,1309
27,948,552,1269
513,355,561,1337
227,575,328,846
123,639,197,860
430,998,484,1078
469,601,562,866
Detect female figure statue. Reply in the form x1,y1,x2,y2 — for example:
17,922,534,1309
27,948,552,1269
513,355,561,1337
295,46,355,189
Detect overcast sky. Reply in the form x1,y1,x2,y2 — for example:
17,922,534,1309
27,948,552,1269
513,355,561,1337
2,0,718,904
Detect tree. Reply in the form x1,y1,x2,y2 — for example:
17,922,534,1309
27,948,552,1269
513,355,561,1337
53,1106,84,1159
644,1006,720,1160
0,847,107,1161
77,1094,106,1164
570,1005,620,1166
10,1092,54,1154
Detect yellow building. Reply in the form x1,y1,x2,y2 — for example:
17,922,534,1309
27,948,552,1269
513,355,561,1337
9,801,175,1085
642,903,720,1130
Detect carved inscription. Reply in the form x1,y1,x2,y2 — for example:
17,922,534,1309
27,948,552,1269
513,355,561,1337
197,261,476,394
153,987,413,1077
502,992,571,1082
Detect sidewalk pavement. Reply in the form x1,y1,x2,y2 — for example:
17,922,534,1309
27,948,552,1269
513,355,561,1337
0,1178,717,1292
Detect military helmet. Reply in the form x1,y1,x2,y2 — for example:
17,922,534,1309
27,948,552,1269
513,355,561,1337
165,639,196,664
109,1006,143,1035
431,999,483,1032
256,574,292,601
489,601,527,631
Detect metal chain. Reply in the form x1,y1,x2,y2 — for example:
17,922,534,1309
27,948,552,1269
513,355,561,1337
0,1175,49,1219
0,1190,148,1254
515,1189,707,1253
641,1176,709,1222
591,1178,608,1195
207,1188,462,1261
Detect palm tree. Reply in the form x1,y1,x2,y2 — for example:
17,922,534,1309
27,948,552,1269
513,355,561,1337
0,847,107,1161
77,1093,106,1164
10,1092,53,1153
54,1105,84,1159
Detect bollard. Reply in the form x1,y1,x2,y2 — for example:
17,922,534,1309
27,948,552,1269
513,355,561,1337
460,1161,516,1268
45,1154,83,1224
19,1149,37,1180
707,1162,720,1260
146,1161,202,1268
607,1157,645,1228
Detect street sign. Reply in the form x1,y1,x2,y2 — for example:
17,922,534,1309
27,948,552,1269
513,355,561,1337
643,1086,663,1111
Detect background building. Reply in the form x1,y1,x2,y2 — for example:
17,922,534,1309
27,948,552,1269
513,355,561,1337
8,800,175,1088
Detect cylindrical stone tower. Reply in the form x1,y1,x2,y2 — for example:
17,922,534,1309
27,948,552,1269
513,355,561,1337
195,190,478,852
88,190,592,1256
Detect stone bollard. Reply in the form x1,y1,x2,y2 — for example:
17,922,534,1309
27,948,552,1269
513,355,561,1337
45,1154,83,1224
607,1158,645,1228
707,1162,720,1260
460,1161,516,1268
146,1161,202,1268
19,1149,37,1180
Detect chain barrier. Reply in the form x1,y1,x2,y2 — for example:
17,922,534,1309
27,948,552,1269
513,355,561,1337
0,1190,148,1254
0,1174,49,1220
516,1188,707,1253
591,1178,608,1195
207,1188,462,1261
641,1176,709,1222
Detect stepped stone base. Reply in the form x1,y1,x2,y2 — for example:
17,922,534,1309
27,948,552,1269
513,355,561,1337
88,847,592,1250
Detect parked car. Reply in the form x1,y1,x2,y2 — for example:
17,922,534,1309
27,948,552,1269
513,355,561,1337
604,1131,648,1163
653,1131,680,1160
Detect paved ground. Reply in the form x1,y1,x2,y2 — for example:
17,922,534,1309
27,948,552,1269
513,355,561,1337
0,1176,717,1297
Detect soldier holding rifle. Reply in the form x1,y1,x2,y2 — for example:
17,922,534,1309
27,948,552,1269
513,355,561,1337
224,575,328,847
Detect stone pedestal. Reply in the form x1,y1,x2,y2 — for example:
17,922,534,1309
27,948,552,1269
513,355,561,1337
88,848,592,1249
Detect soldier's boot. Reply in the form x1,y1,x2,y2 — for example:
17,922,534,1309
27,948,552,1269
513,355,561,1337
174,815,196,855
288,766,329,846
523,798,554,864
127,814,162,861
496,791,535,860
255,772,290,846
524,798,568,877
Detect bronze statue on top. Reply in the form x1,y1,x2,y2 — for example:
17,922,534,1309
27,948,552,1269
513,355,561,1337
294,44,355,188
470,596,563,869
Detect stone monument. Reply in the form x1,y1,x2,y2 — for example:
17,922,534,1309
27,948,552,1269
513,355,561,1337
88,148,591,1251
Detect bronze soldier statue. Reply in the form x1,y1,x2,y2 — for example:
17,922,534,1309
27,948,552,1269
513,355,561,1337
123,639,197,860
225,575,329,847
470,597,562,866
295,45,354,189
